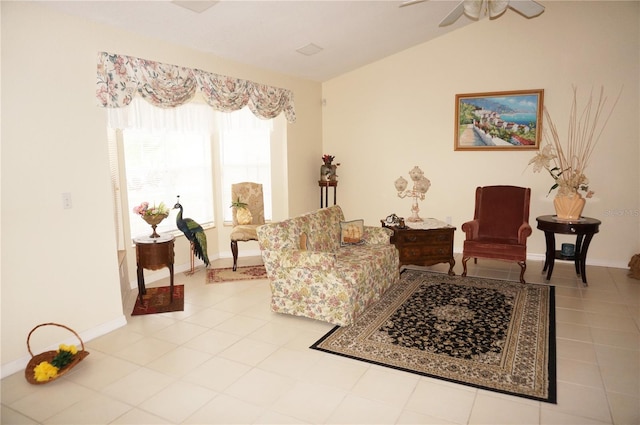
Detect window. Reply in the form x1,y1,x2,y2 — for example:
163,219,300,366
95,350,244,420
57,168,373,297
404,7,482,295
122,128,213,239
219,108,273,222
109,97,279,243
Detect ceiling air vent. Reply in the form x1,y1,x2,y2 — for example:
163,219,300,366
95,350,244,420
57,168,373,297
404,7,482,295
296,43,323,56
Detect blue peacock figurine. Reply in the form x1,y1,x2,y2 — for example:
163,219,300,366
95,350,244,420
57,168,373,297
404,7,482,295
174,196,210,272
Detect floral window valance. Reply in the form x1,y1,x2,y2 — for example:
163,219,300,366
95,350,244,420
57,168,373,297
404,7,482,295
96,52,296,123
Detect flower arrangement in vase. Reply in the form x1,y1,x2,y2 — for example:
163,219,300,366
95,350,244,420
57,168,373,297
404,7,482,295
133,201,169,237
320,154,339,182
528,87,619,220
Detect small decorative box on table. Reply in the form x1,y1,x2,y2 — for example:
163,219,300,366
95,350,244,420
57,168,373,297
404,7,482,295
382,218,456,275
133,234,175,303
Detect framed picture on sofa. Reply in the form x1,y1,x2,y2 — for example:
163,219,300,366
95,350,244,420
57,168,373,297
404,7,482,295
454,89,544,151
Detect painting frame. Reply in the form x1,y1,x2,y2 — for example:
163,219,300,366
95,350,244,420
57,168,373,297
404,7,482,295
454,89,544,151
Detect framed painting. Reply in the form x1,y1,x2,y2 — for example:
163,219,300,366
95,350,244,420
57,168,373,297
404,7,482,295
454,89,544,151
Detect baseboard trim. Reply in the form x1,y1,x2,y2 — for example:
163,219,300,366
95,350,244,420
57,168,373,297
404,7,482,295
453,250,629,270
525,252,628,269
132,249,263,285
1,316,128,379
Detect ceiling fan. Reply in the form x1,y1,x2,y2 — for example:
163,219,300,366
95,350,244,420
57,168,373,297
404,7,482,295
400,0,545,27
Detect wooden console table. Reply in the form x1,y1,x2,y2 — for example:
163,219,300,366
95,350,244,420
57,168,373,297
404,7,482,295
536,215,600,286
133,234,175,303
383,219,456,275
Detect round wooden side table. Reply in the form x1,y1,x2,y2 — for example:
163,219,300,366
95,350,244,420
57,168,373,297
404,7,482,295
133,234,175,303
536,215,600,286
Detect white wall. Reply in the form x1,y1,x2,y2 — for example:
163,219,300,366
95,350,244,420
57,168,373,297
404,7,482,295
322,1,640,269
1,2,322,375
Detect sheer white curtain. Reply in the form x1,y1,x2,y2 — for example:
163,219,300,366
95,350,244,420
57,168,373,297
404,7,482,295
108,98,214,239
218,108,273,222
99,51,285,240
107,97,215,133
108,98,276,239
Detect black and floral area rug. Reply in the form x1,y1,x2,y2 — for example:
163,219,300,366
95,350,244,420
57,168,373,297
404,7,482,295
311,268,556,403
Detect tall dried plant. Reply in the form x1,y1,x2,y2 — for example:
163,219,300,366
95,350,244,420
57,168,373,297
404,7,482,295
529,86,621,197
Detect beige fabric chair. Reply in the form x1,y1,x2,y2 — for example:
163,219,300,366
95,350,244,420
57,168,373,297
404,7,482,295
230,182,265,271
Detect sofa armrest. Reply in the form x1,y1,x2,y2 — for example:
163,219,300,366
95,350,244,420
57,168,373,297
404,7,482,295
518,223,533,244
461,219,479,240
273,250,337,271
362,226,393,245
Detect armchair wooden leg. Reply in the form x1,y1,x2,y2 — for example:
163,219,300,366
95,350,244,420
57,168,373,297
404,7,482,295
231,240,239,271
462,256,470,277
518,261,527,283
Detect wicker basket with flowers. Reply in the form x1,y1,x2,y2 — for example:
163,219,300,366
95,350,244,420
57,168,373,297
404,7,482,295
24,323,89,385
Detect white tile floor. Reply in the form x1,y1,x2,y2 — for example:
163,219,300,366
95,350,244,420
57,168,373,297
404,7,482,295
2,255,639,424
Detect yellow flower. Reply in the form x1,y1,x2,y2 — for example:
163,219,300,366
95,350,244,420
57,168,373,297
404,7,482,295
34,361,59,382
59,344,78,355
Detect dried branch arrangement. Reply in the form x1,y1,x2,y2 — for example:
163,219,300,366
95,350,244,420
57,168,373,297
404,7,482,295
530,86,621,196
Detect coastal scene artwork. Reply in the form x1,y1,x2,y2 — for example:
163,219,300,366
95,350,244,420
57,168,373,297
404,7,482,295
454,89,544,151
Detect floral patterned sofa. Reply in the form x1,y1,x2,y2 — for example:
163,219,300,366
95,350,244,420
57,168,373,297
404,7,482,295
256,205,400,326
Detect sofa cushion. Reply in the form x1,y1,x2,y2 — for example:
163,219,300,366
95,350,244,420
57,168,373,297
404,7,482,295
305,206,343,251
266,243,400,326
230,224,259,241
280,250,336,271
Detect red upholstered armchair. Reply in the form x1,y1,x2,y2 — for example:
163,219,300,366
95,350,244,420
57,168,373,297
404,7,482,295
461,185,532,283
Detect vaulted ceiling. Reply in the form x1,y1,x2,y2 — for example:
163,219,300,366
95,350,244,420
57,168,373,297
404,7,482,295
42,0,486,82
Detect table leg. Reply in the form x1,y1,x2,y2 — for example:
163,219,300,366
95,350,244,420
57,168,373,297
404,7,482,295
543,231,556,280
333,186,337,206
136,266,146,303
447,258,455,276
320,187,323,208
577,234,594,286
574,234,585,276
169,263,174,302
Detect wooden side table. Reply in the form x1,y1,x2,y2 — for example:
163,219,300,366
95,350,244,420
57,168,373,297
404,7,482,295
318,180,337,208
383,220,456,275
133,234,175,303
536,215,601,286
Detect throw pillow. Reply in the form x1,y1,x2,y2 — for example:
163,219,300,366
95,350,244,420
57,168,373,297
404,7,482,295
340,219,364,246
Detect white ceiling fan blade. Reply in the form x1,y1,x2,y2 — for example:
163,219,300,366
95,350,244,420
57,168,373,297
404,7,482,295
488,0,510,18
439,1,466,26
463,0,484,19
399,0,427,8
508,0,545,18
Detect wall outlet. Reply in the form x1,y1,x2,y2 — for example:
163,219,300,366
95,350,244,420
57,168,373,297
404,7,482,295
62,192,72,209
